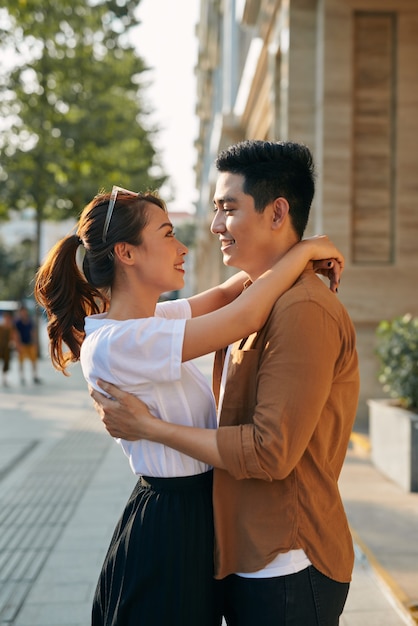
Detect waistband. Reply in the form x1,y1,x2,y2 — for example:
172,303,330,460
139,470,213,492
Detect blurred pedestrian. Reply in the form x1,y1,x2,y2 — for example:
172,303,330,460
0,311,15,387
14,305,41,385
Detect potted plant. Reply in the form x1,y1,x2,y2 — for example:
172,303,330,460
368,313,418,492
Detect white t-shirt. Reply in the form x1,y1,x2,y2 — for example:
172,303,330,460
81,299,217,478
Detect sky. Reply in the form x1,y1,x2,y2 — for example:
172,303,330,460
135,0,200,213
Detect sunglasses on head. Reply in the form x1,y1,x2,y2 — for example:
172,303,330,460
102,185,138,243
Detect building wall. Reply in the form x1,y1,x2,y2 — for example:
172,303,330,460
194,0,418,426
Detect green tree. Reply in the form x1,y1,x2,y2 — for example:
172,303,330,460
0,0,166,270
0,237,37,302
175,221,196,248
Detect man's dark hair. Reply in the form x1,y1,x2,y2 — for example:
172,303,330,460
215,140,315,239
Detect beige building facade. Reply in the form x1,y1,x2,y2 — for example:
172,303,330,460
193,0,418,425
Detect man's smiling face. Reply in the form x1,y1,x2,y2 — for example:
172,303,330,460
211,172,278,280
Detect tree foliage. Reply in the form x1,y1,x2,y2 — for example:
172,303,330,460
0,236,37,301
376,314,418,410
175,221,196,248
0,0,166,233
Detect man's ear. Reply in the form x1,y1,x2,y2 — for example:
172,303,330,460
113,242,135,265
271,197,290,229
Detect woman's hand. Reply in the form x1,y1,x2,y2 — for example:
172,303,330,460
90,381,224,468
89,381,155,440
312,258,342,293
302,235,344,293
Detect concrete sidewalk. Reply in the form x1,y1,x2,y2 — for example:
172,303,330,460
0,352,417,625
340,438,418,625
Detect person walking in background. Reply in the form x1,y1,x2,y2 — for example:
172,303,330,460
34,182,343,626
14,305,41,385
0,311,15,387
90,140,360,626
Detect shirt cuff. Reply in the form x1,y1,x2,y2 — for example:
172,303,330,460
217,425,273,481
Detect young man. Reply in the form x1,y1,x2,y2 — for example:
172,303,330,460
14,305,41,385
91,140,359,625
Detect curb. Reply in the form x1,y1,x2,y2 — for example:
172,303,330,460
349,431,371,454
351,528,418,625
348,432,418,625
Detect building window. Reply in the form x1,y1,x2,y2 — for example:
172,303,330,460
352,12,396,264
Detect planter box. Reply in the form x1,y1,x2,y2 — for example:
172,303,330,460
368,399,418,492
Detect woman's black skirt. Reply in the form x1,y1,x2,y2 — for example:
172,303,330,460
92,470,221,626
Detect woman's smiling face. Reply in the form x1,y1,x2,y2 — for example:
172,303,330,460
132,203,188,295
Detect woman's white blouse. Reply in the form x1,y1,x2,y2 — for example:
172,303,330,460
81,299,216,477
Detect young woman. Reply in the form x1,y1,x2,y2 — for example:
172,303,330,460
35,187,343,626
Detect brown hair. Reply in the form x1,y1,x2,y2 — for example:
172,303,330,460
35,190,166,374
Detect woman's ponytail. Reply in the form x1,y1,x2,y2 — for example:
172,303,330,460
34,234,107,374
35,188,164,374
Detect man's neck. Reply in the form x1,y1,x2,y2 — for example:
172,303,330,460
248,239,299,282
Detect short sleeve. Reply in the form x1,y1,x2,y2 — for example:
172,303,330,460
155,298,191,320
84,316,187,387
